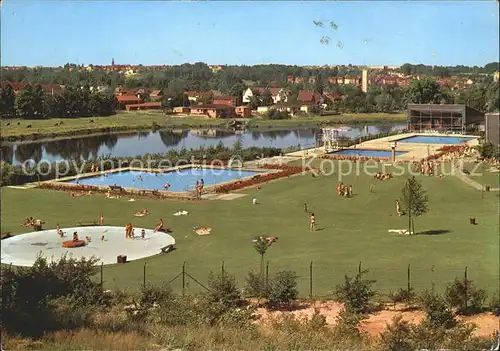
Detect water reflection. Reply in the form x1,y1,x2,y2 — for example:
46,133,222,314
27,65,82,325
5,124,406,164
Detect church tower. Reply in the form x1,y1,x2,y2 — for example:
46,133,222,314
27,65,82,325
111,58,115,66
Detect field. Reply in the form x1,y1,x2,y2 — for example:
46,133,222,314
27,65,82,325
1,160,498,298
0,112,406,141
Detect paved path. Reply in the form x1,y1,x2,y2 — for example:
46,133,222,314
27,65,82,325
455,170,499,192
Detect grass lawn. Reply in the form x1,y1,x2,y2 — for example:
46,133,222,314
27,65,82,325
462,161,500,188
1,112,406,141
1,161,497,298
0,113,226,140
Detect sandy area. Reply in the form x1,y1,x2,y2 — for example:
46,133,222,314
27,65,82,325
255,301,499,338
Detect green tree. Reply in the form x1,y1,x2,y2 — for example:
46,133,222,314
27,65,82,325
261,89,274,106
404,77,442,104
0,83,16,118
400,176,429,235
374,92,396,113
229,82,246,101
14,85,46,119
313,73,325,94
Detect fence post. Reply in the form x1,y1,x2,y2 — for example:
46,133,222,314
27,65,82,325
265,261,269,287
100,262,104,290
358,261,362,275
407,264,411,291
309,261,313,300
221,261,225,276
182,262,186,297
464,266,468,311
143,262,147,288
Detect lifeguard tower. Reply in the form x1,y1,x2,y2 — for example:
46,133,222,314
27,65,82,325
320,127,350,152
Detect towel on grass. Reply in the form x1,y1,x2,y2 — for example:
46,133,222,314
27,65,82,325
195,227,211,236
388,229,413,235
173,210,189,216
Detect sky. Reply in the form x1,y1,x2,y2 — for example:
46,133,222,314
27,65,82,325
1,1,499,67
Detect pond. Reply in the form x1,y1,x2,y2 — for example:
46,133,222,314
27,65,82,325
2,124,406,165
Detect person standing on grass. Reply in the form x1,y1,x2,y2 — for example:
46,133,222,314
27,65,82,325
309,213,316,232
99,215,104,226
304,203,308,213
396,200,402,216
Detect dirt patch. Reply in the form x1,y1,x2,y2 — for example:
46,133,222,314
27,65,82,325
254,301,499,337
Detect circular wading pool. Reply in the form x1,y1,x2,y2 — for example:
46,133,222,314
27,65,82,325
0,226,176,267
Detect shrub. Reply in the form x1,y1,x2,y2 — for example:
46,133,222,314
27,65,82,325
334,308,364,336
444,277,487,315
244,270,269,299
489,293,500,316
333,270,376,314
418,287,456,329
388,287,416,308
1,255,107,337
139,284,173,309
207,272,242,308
266,109,291,120
379,315,413,351
268,270,298,307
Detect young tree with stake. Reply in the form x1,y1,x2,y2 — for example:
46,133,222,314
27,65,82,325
400,176,428,234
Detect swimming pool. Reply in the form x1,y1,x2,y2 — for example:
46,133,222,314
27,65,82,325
65,168,262,192
328,149,407,157
396,135,475,144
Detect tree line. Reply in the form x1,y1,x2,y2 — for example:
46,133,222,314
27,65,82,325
0,83,117,119
1,66,498,119
2,62,498,89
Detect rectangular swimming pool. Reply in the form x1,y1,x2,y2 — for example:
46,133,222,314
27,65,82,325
328,149,407,157
396,135,475,144
65,168,262,192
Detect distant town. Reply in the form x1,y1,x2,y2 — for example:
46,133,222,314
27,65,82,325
1,61,498,120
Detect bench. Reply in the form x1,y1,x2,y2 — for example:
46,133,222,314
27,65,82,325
109,185,124,193
160,244,174,254
78,221,98,227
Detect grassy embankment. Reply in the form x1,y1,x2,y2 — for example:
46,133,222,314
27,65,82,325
1,160,497,297
0,112,406,141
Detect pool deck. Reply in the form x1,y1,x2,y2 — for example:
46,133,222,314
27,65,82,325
35,164,280,200
286,133,479,161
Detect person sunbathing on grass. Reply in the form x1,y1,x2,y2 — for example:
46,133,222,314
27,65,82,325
134,209,150,217
154,218,164,232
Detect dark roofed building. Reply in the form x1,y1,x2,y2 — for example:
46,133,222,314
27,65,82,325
407,104,485,134
485,113,499,146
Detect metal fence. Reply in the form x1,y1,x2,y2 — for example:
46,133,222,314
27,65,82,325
96,260,496,299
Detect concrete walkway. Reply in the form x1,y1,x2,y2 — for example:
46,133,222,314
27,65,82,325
455,172,499,191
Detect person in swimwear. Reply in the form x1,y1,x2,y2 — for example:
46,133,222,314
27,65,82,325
141,229,146,240
396,200,402,216
154,218,164,232
73,232,79,242
309,213,316,232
